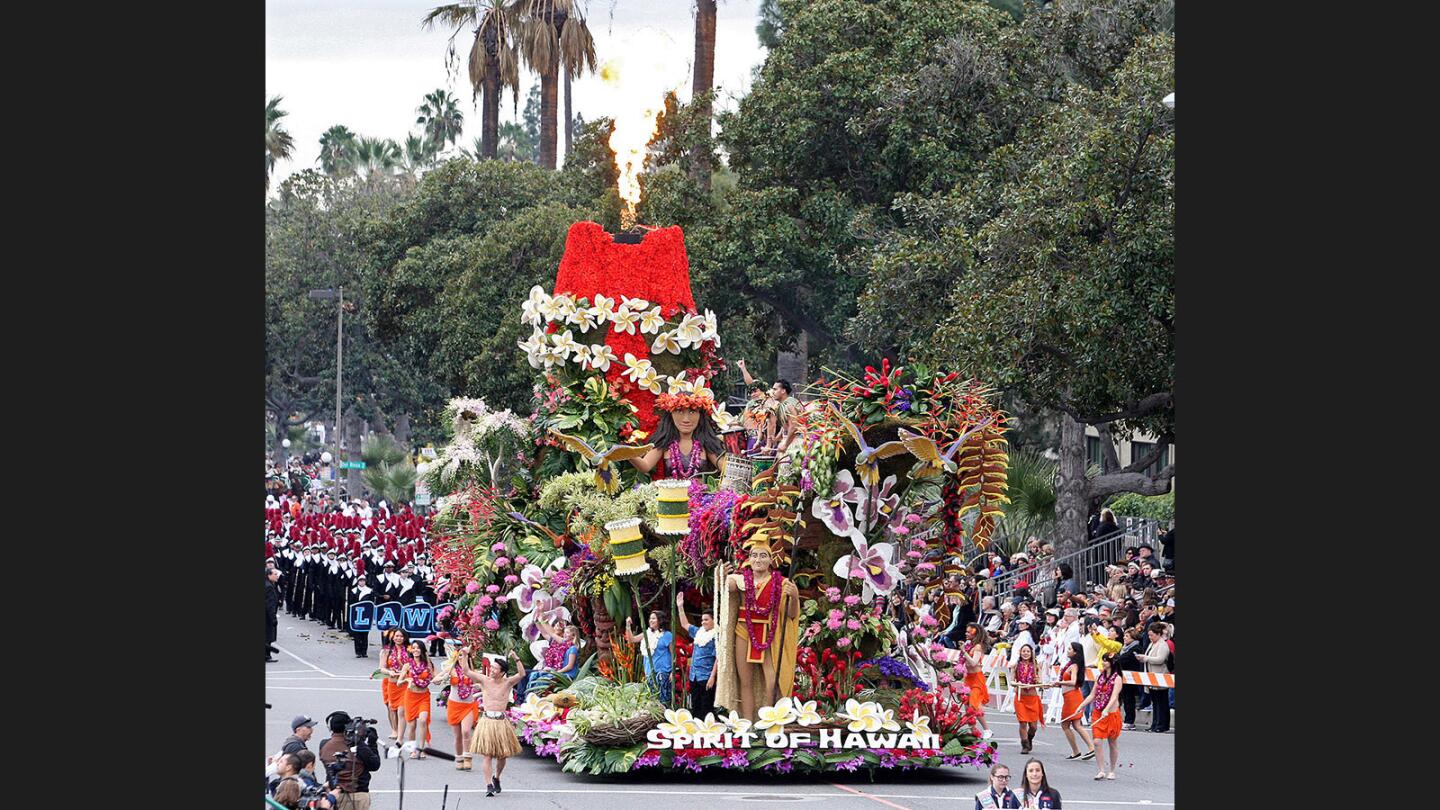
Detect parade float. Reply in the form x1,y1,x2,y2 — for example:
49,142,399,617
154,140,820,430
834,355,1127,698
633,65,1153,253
418,69,1010,778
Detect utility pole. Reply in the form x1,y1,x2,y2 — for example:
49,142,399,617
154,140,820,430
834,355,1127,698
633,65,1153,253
309,286,345,500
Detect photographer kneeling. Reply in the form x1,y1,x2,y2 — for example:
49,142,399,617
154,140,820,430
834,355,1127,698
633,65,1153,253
319,711,382,810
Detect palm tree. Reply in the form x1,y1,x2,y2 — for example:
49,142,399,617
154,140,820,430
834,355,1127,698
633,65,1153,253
692,0,717,190
317,125,358,177
265,96,295,189
422,2,521,160
401,133,439,176
558,3,597,162
516,1,594,170
416,89,465,153
350,137,401,182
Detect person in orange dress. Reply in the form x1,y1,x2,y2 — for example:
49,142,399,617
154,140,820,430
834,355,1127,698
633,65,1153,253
1055,641,1096,761
1073,652,1123,780
378,629,410,750
1009,642,1044,754
435,643,482,771
962,623,993,740
398,641,435,759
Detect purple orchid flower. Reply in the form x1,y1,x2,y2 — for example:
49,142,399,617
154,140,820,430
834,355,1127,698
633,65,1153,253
508,563,550,613
812,469,866,539
832,535,900,601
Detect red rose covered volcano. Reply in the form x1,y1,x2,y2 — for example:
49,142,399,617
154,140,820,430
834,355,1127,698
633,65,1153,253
550,221,702,434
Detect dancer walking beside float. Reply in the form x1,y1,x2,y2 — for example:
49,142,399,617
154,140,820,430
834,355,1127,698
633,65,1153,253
1071,652,1123,780
435,643,481,771
397,641,434,759
963,623,994,740
1009,642,1044,754
377,629,410,750
1054,642,1096,761
466,651,527,797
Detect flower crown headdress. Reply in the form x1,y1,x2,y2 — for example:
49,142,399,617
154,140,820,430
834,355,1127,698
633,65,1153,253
655,390,716,413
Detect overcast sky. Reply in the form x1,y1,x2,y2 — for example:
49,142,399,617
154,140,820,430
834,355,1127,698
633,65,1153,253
266,0,767,187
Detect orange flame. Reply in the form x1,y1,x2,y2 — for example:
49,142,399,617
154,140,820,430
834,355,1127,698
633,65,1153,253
598,30,685,228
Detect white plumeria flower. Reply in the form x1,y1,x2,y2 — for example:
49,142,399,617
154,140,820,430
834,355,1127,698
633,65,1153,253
651,330,683,355
621,353,654,385
702,309,720,343
674,314,706,346
517,330,548,369
611,307,641,335
754,698,798,731
837,698,885,733
664,375,691,395
517,693,557,724
550,330,580,360
712,407,736,431
619,295,650,313
538,292,569,322
635,365,663,394
905,710,932,738
587,344,618,372
539,344,565,370
694,713,728,740
571,343,594,367
568,305,599,333
590,294,618,322
793,699,823,727
720,712,753,735
657,708,700,737
521,286,550,326
639,306,666,334
880,708,902,732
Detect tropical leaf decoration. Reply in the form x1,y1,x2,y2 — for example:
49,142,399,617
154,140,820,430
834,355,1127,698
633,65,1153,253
953,415,1011,552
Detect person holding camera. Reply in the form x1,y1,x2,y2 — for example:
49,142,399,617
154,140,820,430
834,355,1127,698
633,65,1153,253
319,711,382,810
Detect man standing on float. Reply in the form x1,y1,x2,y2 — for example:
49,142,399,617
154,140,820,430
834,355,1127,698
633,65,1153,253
716,532,800,721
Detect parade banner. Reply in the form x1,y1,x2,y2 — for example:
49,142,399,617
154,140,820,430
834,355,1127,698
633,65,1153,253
347,600,454,636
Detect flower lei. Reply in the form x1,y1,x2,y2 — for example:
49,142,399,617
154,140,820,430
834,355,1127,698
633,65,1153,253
1092,670,1117,715
1016,659,1037,686
451,667,477,700
666,438,705,479
411,661,434,690
741,567,784,652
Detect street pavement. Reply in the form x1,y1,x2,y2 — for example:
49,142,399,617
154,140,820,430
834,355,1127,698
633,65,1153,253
266,619,1174,810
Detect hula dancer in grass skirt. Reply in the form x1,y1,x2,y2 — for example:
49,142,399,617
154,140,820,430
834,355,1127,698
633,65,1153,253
468,650,527,797
963,624,993,740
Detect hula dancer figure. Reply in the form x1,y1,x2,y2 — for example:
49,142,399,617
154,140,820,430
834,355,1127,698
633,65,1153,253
398,641,434,759
468,651,527,797
1072,652,1123,781
435,644,481,771
627,388,726,480
716,532,800,721
1009,642,1044,754
963,624,994,740
378,629,411,750
1056,642,1096,761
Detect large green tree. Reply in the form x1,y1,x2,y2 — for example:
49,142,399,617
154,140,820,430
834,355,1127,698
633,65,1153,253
265,96,295,189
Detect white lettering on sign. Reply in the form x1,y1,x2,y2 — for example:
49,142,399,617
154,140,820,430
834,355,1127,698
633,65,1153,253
645,728,943,750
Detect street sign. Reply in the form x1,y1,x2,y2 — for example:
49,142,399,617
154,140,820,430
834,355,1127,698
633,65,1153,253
338,460,367,470
415,491,432,506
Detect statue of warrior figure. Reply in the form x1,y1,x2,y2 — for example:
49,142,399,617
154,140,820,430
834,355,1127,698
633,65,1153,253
715,533,800,722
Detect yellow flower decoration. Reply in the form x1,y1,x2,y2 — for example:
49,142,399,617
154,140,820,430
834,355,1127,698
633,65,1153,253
639,306,666,335
793,699,823,727
755,697,798,731
657,708,699,737
837,698,884,733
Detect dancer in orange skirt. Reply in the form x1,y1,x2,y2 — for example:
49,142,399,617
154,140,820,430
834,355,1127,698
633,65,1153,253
962,623,993,740
398,641,435,759
436,643,481,771
1055,641,1096,761
1073,652,1123,780
378,629,411,750
1009,642,1044,754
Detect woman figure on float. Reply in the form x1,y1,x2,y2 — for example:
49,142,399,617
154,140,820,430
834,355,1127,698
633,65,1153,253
963,623,994,740
627,389,726,480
